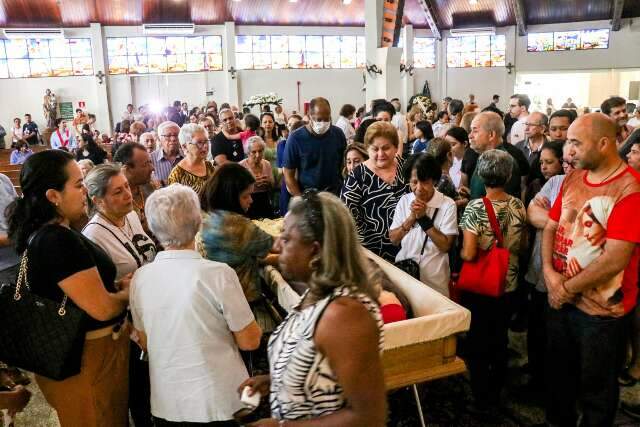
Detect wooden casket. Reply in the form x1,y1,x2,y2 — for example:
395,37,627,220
263,249,471,390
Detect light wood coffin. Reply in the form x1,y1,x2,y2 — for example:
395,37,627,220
263,249,471,390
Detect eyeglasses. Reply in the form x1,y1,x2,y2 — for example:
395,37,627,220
190,140,209,148
525,122,543,127
161,133,179,139
221,116,235,122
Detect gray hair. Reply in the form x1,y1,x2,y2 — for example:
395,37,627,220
145,184,202,248
246,136,265,153
178,123,208,147
477,149,513,189
287,192,378,303
85,163,122,200
77,159,95,171
140,131,156,142
477,111,505,139
157,121,179,139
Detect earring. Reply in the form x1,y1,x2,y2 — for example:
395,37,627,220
309,257,321,271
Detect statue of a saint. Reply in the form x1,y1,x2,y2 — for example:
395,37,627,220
43,88,58,129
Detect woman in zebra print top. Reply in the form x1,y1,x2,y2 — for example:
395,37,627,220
238,191,386,426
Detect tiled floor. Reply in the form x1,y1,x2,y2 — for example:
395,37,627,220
8,331,640,426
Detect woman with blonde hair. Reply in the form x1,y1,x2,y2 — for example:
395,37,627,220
341,121,408,261
240,191,386,426
167,123,215,195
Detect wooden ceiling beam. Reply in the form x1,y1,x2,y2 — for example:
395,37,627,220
510,0,527,36
415,0,441,40
611,0,625,31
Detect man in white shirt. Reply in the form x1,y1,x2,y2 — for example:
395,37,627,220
122,103,136,122
508,94,531,144
391,98,408,145
335,104,356,142
628,106,640,129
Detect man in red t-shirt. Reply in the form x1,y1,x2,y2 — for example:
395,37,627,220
542,113,640,426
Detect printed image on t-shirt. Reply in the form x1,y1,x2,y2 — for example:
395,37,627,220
554,196,623,307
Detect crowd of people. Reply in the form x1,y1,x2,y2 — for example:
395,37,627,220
1,90,640,427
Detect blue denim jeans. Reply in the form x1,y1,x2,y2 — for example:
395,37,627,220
545,304,629,427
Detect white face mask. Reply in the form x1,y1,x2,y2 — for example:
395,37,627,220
312,120,331,135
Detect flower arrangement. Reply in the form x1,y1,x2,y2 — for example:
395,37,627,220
243,93,284,108
411,95,433,115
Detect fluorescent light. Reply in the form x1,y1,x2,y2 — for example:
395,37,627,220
343,0,353,4
289,0,298,2
469,0,478,4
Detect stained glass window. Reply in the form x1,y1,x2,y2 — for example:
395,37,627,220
236,35,366,70
106,36,223,75
413,37,436,68
0,38,92,79
446,35,506,68
527,29,609,52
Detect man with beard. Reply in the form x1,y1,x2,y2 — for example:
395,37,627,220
601,96,634,147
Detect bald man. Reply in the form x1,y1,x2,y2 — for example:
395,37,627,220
541,113,640,426
468,111,530,199
515,111,548,165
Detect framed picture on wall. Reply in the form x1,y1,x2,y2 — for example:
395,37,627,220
580,29,609,49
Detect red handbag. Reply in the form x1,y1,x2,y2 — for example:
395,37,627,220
457,197,510,297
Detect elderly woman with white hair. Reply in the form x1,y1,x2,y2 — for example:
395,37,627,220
239,135,274,219
130,184,262,426
167,123,215,195
458,148,526,413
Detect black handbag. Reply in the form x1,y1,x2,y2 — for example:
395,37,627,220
0,245,85,381
393,208,439,280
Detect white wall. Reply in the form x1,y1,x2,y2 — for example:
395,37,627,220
238,68,365,114
3,19,640,137
0,75,99,131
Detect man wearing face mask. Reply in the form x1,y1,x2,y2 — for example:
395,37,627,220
282,97,347,197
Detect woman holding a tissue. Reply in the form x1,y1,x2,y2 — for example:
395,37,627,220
239,190,387,426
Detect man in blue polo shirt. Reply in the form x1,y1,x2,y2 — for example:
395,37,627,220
283,97,347,197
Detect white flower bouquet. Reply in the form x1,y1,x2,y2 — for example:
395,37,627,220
243,93,284,107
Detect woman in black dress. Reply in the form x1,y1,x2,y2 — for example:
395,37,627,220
6,150,130,426
76,133,107,165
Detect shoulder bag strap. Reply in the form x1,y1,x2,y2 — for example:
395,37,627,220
482,197,504,248
419,208,440,255
85,222,142,268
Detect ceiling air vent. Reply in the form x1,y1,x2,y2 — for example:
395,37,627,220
3,28,65,39
142,23,195,35
449,27,496,37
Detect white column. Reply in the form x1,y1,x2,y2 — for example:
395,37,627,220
364,0,384,106
437,33,447,104
375,47,403,101
401,24,414,112
223,22,239,107
89,23,113,133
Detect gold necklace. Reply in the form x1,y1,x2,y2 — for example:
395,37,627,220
597,161,624,184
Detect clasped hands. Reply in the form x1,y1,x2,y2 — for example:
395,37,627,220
543,267,575,309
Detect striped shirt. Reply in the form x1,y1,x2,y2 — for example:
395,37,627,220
151,148,183,185
268,285,383,421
